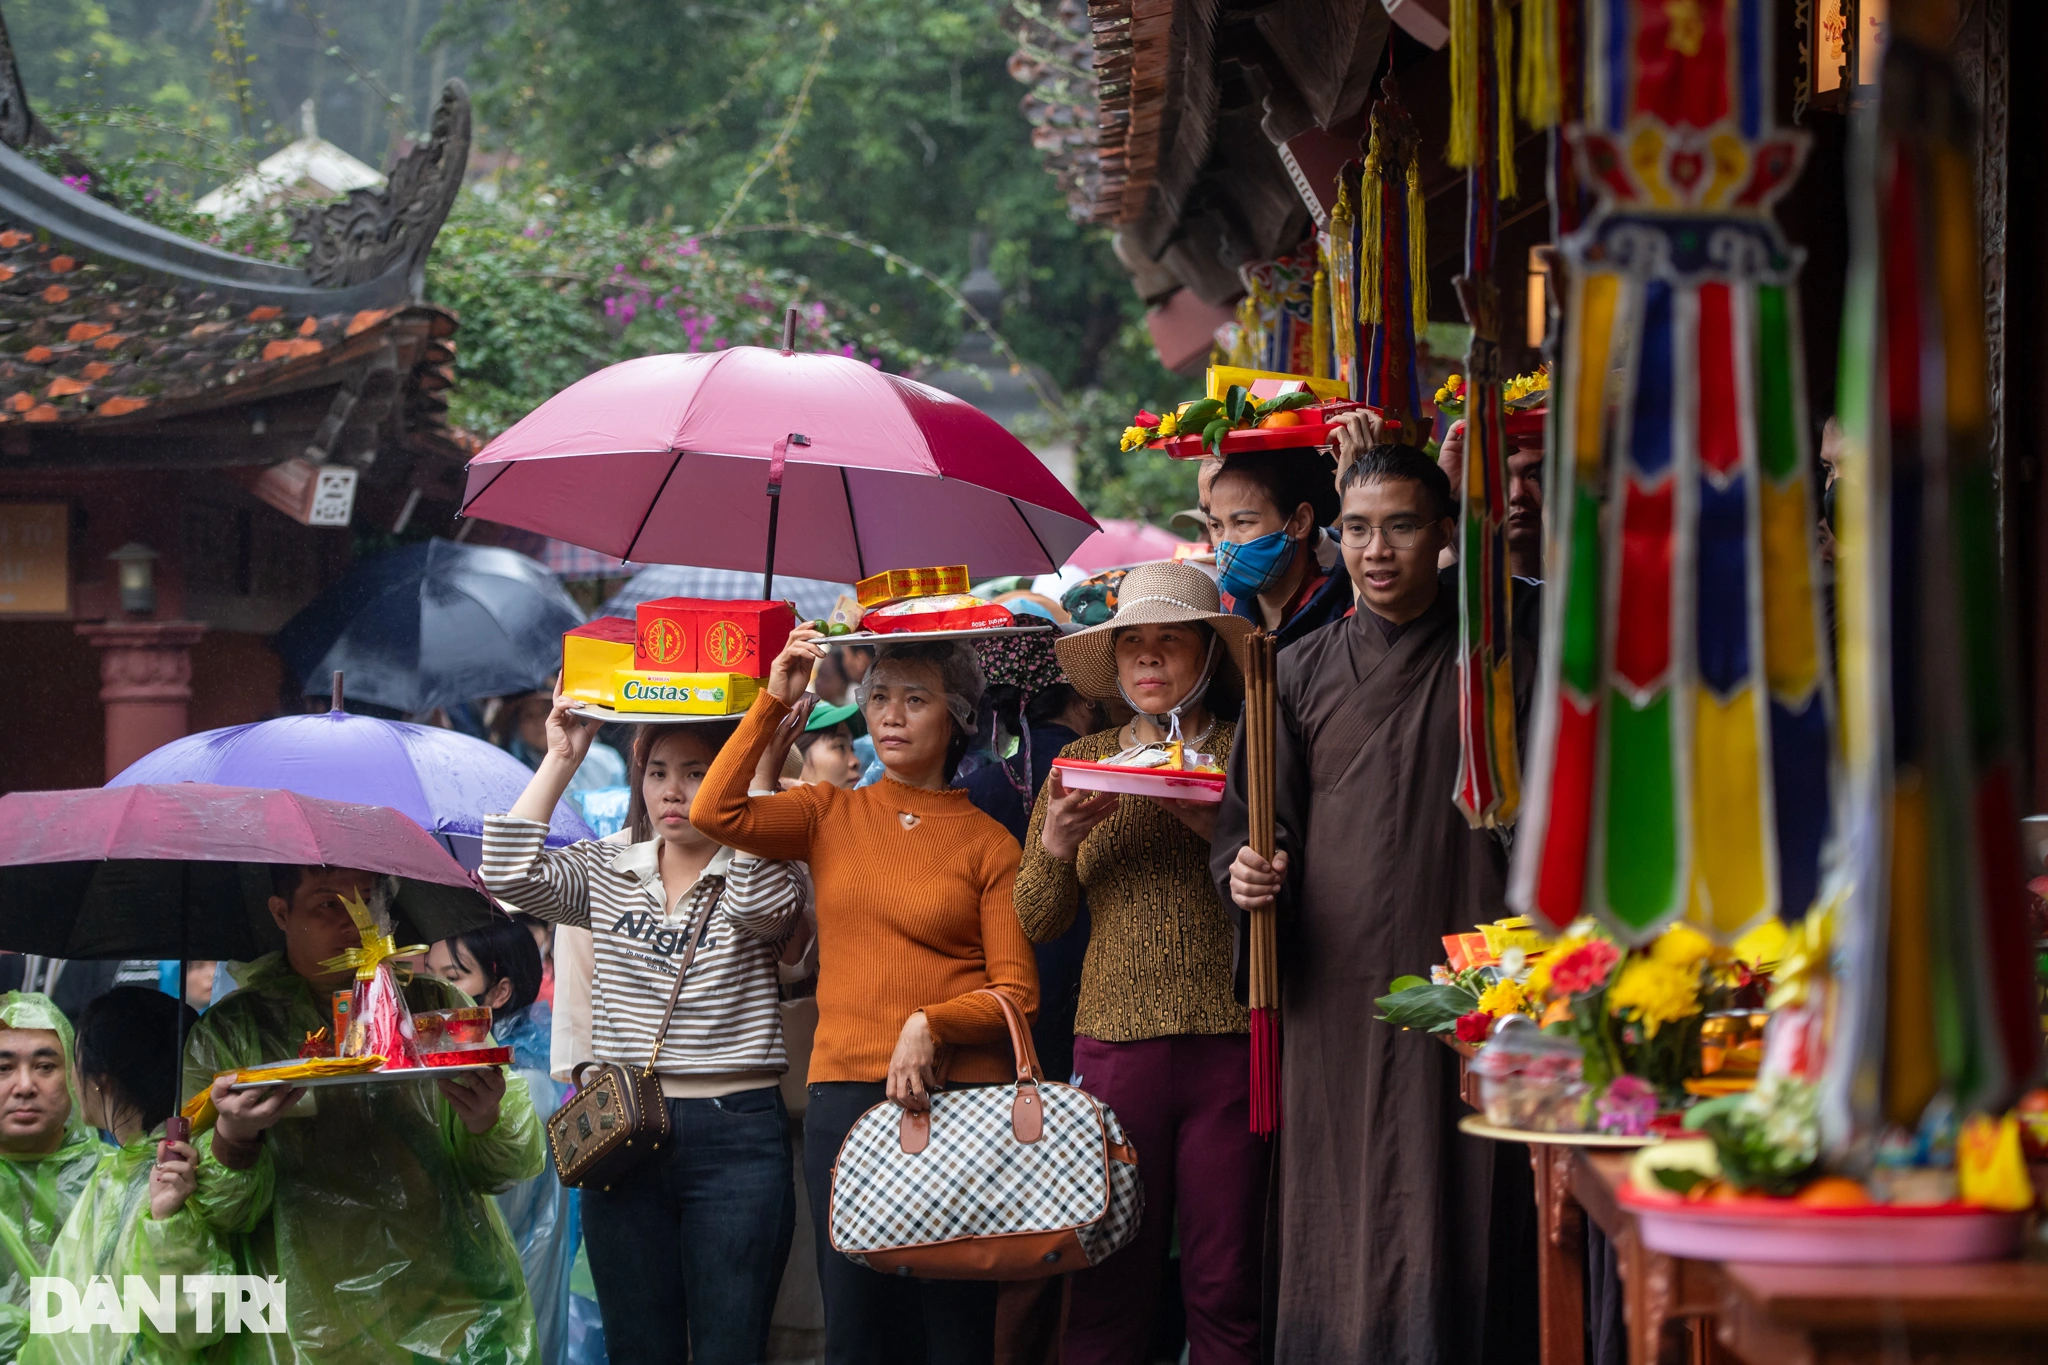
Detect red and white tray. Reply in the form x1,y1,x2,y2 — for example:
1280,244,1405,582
1052,757,1227,803
1147,401,1366,460
1617,1185,2026,1265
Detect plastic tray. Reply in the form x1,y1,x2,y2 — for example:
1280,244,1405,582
825,623,1055,645
569,704,751,725
228,1060,505,1092
1457,1115,1660,1148
1052,757,1226,803
1616,1186,2027,1264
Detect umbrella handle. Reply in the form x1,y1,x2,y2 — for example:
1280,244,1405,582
762,433,811,599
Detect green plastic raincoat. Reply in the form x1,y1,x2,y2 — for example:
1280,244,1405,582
182,954,544,1364
0,993,106,1363
19,1126,253,1365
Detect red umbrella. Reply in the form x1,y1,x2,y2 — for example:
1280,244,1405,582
458,343,1099,588
0,783,501,962
1064,518,1190,572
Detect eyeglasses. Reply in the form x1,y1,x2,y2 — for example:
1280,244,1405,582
1338,518,1432,549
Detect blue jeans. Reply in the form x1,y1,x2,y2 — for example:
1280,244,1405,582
582,1087,796,1365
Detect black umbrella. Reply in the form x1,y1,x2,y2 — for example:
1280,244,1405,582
275,539,584,714
0,783,506,1096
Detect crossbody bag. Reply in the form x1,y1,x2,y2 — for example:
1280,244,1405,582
547,878,724,1190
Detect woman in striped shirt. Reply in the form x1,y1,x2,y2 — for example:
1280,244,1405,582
482,701,807,1365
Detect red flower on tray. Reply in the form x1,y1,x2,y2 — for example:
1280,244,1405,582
1455,1011,1494,1044
1550,940,1622,996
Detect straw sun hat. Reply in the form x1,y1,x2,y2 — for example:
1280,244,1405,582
1053,560,1254,702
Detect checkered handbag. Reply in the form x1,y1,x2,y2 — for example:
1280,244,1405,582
827,989,1142,1280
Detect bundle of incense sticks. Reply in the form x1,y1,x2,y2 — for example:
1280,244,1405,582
1242,630,1281,1136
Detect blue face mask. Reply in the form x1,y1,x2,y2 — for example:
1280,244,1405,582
1216,530,1298,600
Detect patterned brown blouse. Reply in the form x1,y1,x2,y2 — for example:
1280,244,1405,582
1014,723,1249,1042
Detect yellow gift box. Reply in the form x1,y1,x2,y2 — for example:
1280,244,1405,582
610,669,760,715
855,565,970,608
1479,916,1548,960
562,618,637,705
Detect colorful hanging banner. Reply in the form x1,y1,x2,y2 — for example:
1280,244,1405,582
1446,0,1521,829
1822,9,2039,1149
1509,0,1834,945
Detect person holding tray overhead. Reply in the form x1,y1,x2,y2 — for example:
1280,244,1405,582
1014,559,1266,1365
482,710,810,1365
180,866,546,1364
692,631,1039,1365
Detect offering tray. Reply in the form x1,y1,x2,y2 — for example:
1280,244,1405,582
1052,757,1226,803
1617,1184,2027,1265
229,1052,509,1092
568,705,748,725
1458,1115,1660,1148
827,622,1056,645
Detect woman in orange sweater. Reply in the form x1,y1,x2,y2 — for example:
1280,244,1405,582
693,628,1038,1365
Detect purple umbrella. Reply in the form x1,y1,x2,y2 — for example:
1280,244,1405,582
110,688,591,869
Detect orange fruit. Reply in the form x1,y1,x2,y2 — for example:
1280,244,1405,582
1794,1176,1872,1208
1258,411,1306,428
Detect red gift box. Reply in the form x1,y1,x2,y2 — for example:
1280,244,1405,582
858,602,1015,635
634,598,795,678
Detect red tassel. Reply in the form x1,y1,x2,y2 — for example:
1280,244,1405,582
1250,1006,1282,1137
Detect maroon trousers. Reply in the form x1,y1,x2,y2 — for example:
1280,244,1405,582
1065,1033,1268,1365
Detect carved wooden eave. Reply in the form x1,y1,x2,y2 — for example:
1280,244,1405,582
0,49,470,483
1031,1,1389,312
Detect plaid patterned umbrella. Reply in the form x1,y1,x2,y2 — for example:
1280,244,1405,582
599,565,853,624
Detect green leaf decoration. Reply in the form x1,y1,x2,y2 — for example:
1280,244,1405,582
1373,982,1481,1032
1254,390,1318,417
1651,1167,1709,1195
1203,418,1231,453
1388,974,1430,994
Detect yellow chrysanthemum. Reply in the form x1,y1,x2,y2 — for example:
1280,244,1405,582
1156,411,1179,437
1433,373,1465,406
1607,959,1703,1037
1120,426,1149,452
1476,978,1528,1018
1503,365,1551,402
1650,923,1714,971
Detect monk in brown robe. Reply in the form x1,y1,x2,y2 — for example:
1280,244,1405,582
1213,444,1537,1364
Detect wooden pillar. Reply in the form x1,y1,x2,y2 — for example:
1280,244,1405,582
74,621,208,780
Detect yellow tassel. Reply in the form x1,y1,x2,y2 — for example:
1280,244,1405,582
1517,0,1562,129
1360,150,1384,325
1311,266,1332,379
1329,179,1356,358
1407,157,1429,336
1448,0,1479,169
1495,0,1518,201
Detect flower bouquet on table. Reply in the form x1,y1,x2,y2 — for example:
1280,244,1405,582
1610,909,2042,1263
1375,917,1782,1136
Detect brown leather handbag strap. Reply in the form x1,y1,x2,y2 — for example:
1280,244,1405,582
644,877,725,1077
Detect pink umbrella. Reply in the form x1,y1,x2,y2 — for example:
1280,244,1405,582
459,343,1100,588
1064,518,1190,572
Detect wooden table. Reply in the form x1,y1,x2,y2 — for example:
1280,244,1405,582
1526,1146,2048,1365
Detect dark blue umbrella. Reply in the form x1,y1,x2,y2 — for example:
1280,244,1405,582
109,693,592,870
275,539,583,714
